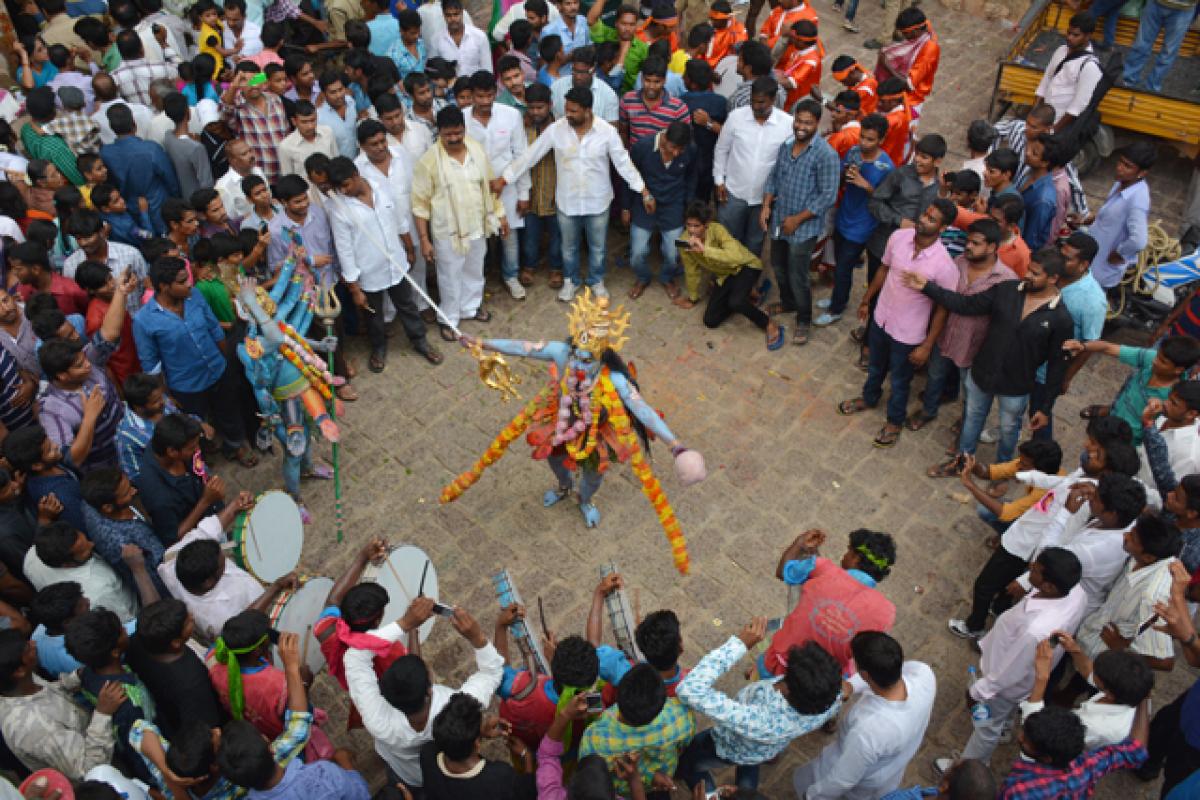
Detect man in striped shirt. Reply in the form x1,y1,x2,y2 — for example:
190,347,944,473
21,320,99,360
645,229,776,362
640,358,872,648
618,55,689,146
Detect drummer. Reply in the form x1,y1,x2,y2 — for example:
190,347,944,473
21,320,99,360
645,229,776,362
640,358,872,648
313,537,437,727
157,493,295,644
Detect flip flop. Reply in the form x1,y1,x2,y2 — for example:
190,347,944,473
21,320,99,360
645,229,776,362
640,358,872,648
767,325,786,351
439,324,457,342
873,425,901,448
1079,404,1109,420
927,455,964,478
837,398,873,416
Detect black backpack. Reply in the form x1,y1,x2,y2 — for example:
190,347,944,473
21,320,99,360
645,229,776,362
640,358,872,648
1057,50,1124,160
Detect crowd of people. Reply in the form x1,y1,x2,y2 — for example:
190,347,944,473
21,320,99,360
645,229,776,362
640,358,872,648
0,0,1197,797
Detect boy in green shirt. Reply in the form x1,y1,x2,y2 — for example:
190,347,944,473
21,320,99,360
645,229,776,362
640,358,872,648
191,238,236,328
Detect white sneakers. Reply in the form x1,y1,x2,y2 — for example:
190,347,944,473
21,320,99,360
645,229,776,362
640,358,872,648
504,277,527,300
592,281,609,299
557,278,577,303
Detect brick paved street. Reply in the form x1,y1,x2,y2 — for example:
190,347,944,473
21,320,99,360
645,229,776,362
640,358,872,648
217,2,1197,796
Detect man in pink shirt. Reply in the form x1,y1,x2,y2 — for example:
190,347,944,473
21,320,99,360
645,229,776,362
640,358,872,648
839,198,960,448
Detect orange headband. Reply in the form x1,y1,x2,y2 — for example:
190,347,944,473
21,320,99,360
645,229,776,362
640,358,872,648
832,62,860,80
899,21,926,33
878,90,905,100
708,10,731,19
793,34,817,43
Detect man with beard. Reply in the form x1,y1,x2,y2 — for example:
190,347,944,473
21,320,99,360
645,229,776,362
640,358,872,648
551,46,620,123
497,86,645,302
760,99,839,346
618,55,689,147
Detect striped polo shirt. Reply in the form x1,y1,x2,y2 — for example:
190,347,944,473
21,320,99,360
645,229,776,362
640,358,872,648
619,90,690,146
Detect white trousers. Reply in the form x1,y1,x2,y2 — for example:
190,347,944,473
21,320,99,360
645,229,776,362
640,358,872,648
433,236,486,327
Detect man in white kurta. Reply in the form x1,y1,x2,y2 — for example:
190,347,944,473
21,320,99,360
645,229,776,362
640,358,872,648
412,106,506,331
792,634,936,799
467,71,530,300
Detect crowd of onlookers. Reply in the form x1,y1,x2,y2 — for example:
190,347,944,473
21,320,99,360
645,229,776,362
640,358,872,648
0,0,1198,796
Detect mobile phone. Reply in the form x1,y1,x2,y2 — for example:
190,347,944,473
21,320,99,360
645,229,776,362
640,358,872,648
675,238,691,250
766,618,782,633
585,691,604,713
1047,634,1060,647
1137,614,1159,635
431,601,455,618
705,791,721,800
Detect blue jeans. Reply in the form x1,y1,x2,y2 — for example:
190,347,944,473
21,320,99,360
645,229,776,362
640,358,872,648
676,729,761,792
630,223,682,284
830,232,867,316
717,194,766,260
558,211,609,286
976,503,1010,534
841,0,859,21
862,319,917,426
499,227,519,281
520,212,563,272
1028,380,1054,442
1122,0,1194,92
958,371,1029,463
772,236,817,326
920,344,962,419
1090,0,1126,47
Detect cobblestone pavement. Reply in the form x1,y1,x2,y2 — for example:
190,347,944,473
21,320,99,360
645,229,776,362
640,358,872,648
216,3,1196,796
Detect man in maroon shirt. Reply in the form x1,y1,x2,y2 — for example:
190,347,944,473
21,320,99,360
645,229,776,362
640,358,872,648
9,241,88,317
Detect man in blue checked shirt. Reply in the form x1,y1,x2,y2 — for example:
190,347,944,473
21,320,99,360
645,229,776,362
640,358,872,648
674,616,843,792
879,758,995,800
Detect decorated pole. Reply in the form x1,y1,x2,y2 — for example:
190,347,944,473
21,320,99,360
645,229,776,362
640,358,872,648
313,274,345,543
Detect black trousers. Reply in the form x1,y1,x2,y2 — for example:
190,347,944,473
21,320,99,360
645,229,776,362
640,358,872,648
1147,688,1200,797
173,360,247,453
965,545,1028,632
704,267,770,330
364,281,428,355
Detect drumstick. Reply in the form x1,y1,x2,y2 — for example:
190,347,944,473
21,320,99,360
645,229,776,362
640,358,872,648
302,624,312,666
418,560,430,597
385,558,415,603
247,518,263,563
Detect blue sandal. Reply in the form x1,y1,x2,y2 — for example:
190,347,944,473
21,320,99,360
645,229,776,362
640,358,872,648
767,324,786,351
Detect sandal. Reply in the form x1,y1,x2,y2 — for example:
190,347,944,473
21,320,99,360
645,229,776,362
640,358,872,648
472,308,492,323
439,324,457,342
336,384,359,402
873,425,901,448
905,411,936,431
231,446,260,468
766,324,786,351
1079,404,1110,420
663,279,681,300
628,281,649,299
926,455,964,478
368,351,386,373
416,343,444,365
548,271,564,289
518,267,535,286
837,397,874,416
850,325,867,344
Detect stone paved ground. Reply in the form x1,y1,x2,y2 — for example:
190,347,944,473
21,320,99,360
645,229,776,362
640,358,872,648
218,3,1198,796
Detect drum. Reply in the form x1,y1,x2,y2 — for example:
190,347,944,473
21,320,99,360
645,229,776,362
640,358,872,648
231,491,304,583
269,576,334,676
361,544,439,643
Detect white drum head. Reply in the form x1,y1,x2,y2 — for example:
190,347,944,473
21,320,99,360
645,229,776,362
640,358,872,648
242,492,303,583
272,577,334,676
364,545,439,643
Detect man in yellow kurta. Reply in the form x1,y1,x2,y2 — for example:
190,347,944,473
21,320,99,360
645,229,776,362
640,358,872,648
672,200,784,349
411,105,507,339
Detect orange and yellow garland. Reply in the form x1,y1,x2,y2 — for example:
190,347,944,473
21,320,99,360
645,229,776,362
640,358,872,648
439,368,690,575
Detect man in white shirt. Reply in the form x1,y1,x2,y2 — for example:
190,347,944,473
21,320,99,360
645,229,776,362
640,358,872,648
91,75,154,146
412,107,508,331
222,0,264,60
1075,513,1181,670
430,0,490,77
376,91,433,162
344,606,505,792
550,46,620,124
1022,636,1153,750
214,139,267,222
327,155,442,370
1139,388,1200,489
1011,472,1147,618
712,76,792,258
277,100,338,179
491,0,561,42
940,547,1087,766
467,70,530,300
23,521,138,623
1033,12,1103,130
793,632,937,799
497,85,644,301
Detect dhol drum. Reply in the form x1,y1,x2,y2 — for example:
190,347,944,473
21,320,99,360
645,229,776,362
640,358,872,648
269,576,334,676
361,545,439,642
231,491,304,583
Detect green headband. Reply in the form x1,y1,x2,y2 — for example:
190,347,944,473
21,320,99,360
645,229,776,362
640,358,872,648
855,544,890,572
213,634,268,720
247,72,267,87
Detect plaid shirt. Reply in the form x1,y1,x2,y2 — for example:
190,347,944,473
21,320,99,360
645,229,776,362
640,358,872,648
43,111,101,156
264,0,301,22
525,119,557,217
763,134,840,243
131,711,312,800
999,738,1147,799
221,92,289,183
112,59,178,107
579,698,695,795
20,123,85,185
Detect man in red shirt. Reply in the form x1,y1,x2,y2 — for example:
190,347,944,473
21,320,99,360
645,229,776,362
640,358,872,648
762,528,897,676
775,20,823,111
74,261,140,389
704,0,747,66
825,90,862,158
877,77,912,167
757,0,817,51
9,241,88,316
831,55,878,115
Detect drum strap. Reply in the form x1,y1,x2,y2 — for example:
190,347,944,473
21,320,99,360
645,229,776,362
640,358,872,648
512,669,540,701
315,623,337,644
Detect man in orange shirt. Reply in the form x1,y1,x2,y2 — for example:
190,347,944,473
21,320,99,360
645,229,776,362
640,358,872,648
877,77,911,166
758,0,817,52
825,90,861,157
831,54,877,115
952,193,1031,277
775,20,822,110
637,0,680,52
704,0,747,66
875,7,939,119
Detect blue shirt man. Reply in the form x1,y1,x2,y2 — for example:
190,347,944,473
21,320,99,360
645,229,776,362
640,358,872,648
99,124,181,237
1019,172,1058,252
132,291,226,396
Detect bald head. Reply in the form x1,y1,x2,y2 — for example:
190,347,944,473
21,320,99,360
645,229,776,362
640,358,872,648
92,73,117,101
